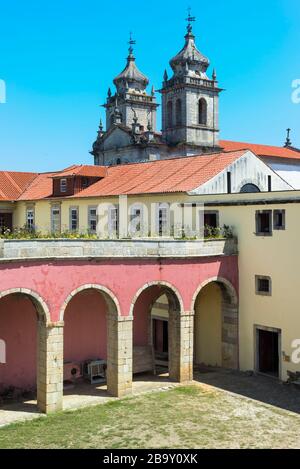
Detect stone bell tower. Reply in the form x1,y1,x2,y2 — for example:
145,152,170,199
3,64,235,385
160,13,222,152
104,34,158,132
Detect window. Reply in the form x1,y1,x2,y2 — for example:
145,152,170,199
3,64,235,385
51,205,61,233
116,158,121,165
240,183,260,193
108,205,119,237
273,210,285,230
198,98,207,125
203,211,219,237
60,178,67,193
255,210,272,236
204,211,219,229
167,101,173,128
175,99,182,126
129,205,143,236
157,203,170,237
88,206,97,233
26,207,35,231
69,207,79,232
82,178,89,189
255,275,272,296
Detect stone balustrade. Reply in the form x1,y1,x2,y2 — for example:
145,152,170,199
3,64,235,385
0,237,237,261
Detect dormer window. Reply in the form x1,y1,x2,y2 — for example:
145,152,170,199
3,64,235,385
60,178,67,193
82,177,89,189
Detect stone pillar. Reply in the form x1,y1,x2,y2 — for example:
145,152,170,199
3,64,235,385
222,301,239,369
107,315,133,397
169,310,194,383
37,321,64,413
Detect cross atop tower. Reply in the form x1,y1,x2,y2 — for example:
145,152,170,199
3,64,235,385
128,32,136,55
284,128,292,147
186,7,196,33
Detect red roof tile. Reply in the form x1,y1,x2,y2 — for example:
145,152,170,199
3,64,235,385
220,140,300,160
71,150,246,198
52,165,106,178
0,171,37,201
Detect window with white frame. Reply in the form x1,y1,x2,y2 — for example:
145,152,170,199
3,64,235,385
69,207,79,232
88,206,97,233
157,203,170,237
108,205,119,237
60,178,67,193
129,204,143,236
26,207,35,231
51,205,61,233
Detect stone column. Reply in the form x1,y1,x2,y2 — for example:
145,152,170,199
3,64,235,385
169,310,194,383
107,315,133,397
37,321,64,413
222,301,239,369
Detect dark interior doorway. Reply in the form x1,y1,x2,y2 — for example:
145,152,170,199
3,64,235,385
257,328,279,377
153,318,169,366
0,213,12,233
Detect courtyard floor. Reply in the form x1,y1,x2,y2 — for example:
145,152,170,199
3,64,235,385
1,369,300,448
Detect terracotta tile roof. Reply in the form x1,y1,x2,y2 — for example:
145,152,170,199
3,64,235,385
52,165,106,178
220,140,300,160
0,171,37,201
72,150,246,198
17,172,57,200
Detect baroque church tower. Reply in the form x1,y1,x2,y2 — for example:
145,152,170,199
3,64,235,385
91,36,159,166
160,13,222,152
91,14,223,166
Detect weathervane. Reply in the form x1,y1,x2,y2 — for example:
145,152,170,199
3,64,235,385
186,7,196,33
128,32,136,55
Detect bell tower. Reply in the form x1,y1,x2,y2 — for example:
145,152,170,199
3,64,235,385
160,12,222,152
104,34,158,132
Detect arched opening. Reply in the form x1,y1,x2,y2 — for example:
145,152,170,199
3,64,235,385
198,98,207,125
175,99,182,126
61,285,119,401
0,289,49,410
193,278,238,372
240,183,260,193
131,282,183,383
167,101,173,128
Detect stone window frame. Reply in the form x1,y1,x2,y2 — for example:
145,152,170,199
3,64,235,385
156,202,170,237
255,210,273,237
26,204,35,231
129,203,144,237
255,275,272,296
198,98,208,126
69,206,79,232
88,205,97,234
254,324,282,378
50,203,61,234
273,209,286,231
108,204,119,238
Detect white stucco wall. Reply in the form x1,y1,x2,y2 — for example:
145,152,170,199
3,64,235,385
189,151,293,195
262,158,300,190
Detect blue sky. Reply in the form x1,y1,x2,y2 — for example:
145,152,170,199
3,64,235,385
0,0,299,172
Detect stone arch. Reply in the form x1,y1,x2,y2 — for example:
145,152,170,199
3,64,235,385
0,288,50,324
192,277,239,370
60,284,121,321
130,281,187,383
130,280,184,318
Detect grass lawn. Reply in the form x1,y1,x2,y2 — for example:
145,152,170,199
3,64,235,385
1,384,300,449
